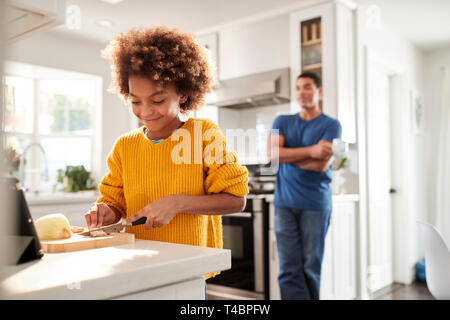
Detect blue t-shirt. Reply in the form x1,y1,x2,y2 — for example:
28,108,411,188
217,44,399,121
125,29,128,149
271,113,342,211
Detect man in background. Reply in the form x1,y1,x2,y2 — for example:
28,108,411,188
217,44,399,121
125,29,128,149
268,72,342,300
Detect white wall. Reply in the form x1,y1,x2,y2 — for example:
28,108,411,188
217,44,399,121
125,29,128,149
4,32,133,181
423,46,450,225
356,5,426,284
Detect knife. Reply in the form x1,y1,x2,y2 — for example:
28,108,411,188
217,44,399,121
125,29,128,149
78,217,147,236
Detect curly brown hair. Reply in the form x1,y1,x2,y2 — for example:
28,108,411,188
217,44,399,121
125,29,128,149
101,26,214,113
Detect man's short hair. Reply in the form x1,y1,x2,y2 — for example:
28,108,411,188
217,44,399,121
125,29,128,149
297,72,322,88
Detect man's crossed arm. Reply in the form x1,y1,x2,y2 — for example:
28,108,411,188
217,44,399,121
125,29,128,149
268,135,334,173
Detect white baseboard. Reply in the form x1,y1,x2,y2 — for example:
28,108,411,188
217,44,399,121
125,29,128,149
394,266,416,285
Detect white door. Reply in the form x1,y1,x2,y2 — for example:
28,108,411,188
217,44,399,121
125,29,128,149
366,55,393,293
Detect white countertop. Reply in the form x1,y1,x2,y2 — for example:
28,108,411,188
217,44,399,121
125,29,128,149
25,191,100,205
0,239,231,300
331,193,360,202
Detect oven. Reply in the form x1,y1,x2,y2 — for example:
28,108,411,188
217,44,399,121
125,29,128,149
206,196,269,300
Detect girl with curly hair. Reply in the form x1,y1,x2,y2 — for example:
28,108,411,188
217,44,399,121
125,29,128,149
84,26,249,280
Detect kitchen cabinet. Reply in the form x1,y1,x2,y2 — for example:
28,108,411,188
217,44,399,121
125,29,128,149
320,198,358,300
289,0,357,143
209,15,290,81
5,0,66,43
267,194,358,300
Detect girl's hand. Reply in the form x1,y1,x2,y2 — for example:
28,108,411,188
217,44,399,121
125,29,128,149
84,202,117,229
123,195,180,230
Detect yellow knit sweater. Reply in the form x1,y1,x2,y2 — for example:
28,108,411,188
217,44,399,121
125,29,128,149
96,118,249,279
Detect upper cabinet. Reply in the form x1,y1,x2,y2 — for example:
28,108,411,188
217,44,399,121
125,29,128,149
290,0,357,143
5,0,66,43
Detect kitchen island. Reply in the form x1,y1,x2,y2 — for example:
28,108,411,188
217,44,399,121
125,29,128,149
0,239,231,300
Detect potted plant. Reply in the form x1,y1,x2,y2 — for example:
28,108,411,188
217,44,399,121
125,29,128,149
56,165,97,193
331,138,348,194
4,138,24,178
331,156,347,194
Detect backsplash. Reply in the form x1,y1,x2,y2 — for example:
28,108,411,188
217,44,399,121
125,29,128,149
218,103,291,164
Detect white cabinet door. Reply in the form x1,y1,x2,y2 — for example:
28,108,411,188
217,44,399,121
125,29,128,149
320,201,357,300
115,277,205,300
335,2,356,143
333,201,357,299
269,229,281,300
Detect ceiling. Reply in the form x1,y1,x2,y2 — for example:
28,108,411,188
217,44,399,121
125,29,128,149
53,0,313,43
356,0,450,52
52,0,450,52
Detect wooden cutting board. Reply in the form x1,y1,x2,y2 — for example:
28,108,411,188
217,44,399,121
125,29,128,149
40,232,135,253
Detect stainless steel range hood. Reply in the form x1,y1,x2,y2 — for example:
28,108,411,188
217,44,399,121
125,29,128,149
207,67,290,109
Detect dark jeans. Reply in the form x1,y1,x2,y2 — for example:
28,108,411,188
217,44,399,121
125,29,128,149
274,206,331,300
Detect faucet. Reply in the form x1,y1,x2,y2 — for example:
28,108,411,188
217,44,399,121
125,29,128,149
19,142,49,194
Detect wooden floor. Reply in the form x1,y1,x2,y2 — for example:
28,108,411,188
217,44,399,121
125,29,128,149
207,280,436,300
373,280,435,300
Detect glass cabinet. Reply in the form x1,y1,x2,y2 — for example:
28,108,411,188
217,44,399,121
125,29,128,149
290,0,357,143
300,17,323,110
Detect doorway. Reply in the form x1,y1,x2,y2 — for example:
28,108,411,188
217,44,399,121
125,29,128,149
365,48,397,293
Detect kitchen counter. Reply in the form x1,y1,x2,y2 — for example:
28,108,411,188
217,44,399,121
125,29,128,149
248,193,359,203
25,191,99,205
331,193,360,202
0,239,231,300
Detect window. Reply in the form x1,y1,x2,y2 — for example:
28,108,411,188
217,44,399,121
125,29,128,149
2,62,100,194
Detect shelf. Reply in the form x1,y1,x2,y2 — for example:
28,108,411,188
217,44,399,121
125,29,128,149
302,39,322,47
302,63,322,71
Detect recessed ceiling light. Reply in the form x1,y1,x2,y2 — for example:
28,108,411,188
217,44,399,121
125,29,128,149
99,0,125,4
96,20,114,28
